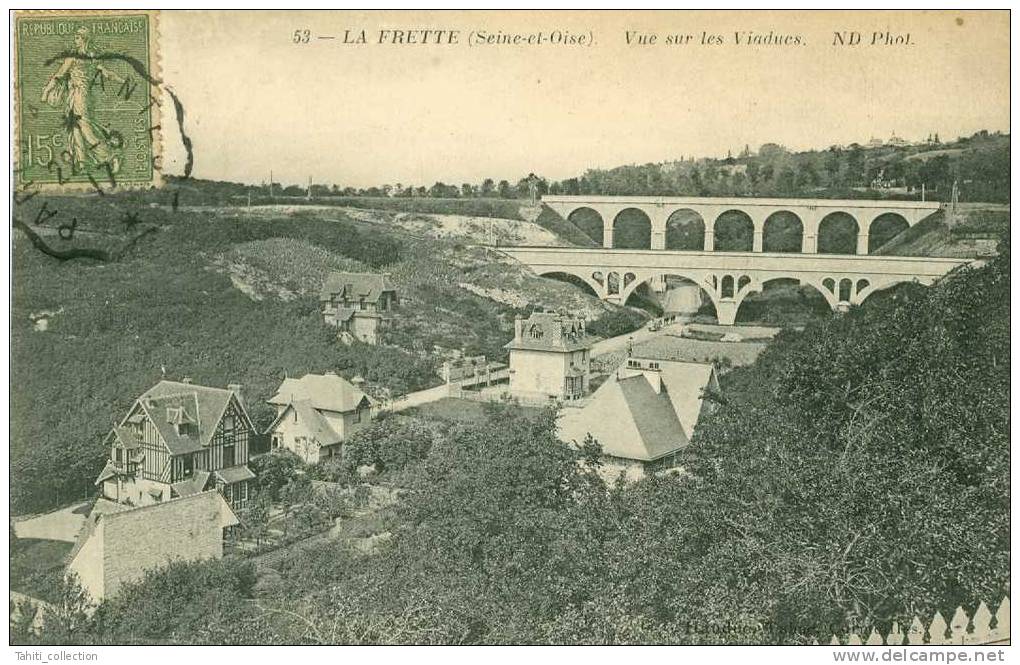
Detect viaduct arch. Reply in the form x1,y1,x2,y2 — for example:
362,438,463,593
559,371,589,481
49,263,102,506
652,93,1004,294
545,195,940,255
499,246,970,326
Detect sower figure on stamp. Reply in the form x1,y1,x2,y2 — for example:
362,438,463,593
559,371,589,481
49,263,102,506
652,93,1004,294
41,26,126,175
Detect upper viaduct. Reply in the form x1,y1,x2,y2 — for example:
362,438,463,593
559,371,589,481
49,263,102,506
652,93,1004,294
542,195,942,254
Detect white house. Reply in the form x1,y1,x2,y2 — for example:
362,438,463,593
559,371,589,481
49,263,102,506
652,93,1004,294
266,372,373,464
558,356,720,482
505,311,594,403
66,491,238,604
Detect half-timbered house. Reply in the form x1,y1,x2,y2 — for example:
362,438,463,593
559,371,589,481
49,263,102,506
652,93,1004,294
94,380,257,512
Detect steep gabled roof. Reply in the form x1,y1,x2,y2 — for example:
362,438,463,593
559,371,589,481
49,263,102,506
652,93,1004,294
128,381,254,456
557,359,717,462
267,373,370,414
655,361,719,440
319,272,395,303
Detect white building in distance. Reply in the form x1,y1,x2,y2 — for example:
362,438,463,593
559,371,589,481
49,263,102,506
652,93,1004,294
266,372,374,464
505,312,594,403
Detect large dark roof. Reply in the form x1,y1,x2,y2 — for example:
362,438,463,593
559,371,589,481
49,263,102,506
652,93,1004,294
558,359,718,462
319,272,395,303
127,381,252,456
505,312,596,352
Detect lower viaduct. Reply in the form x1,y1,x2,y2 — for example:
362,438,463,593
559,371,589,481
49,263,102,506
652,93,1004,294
543,195,942,254
500,247,971,326
504,195,968,325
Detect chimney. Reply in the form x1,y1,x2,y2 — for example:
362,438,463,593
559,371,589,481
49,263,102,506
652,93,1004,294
181,376,192,384
351,376,365,387
514,315,524,341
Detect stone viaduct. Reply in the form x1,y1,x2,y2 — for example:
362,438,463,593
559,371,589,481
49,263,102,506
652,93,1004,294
543,195,942,254
500,246,971,325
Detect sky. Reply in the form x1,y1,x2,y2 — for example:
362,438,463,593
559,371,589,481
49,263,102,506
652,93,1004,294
154,10,1010,188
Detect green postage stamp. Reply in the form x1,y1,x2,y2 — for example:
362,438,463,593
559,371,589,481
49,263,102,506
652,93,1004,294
14,10,161,191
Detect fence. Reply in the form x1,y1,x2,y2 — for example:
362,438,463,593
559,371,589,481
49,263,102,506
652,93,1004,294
823,596,1010,646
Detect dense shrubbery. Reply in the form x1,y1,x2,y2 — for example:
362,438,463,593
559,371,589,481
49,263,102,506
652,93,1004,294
586,306,649,339
39,235,1009,645
313,415,436,485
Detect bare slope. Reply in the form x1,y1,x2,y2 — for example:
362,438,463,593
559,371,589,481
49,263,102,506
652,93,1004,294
873,208,1007,257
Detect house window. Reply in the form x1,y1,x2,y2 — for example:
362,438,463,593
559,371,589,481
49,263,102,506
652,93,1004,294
223,483,233,504
271,435,281,449
222,415,235,433
180,454,194,479
529,325,544,340
223,444,236,468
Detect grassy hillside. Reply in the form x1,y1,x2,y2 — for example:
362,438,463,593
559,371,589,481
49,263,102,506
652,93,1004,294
10,195,627,514
41,235,1009,645
874,208,1009,257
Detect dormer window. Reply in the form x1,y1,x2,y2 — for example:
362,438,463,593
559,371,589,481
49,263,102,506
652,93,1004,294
529,325,544,340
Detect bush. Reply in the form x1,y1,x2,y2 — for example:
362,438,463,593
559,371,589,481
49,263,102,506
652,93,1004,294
586,307,649,339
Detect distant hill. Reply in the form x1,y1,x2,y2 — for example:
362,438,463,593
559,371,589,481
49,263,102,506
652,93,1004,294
551,131,1008,203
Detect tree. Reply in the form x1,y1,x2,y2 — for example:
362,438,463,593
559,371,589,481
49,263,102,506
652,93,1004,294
497,180,512,199
250,450,306,502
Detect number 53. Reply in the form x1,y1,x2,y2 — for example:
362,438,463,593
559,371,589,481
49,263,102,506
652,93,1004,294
293,29,310,43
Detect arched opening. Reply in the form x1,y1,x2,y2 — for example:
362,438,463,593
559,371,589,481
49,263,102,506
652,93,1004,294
736,278,833,326
713,210,755,252
623,272,636,288
567,207,605,246
625,274,717,322
868,213,910,253
665,209,706,250
838,278,853,302
721,275,735,298
607,271,621,295
537,271,599,298
818,212,859,254
762,211,804,253
613,208,652,249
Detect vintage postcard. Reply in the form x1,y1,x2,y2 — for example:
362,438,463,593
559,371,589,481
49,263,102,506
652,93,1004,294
7,8,1011,658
